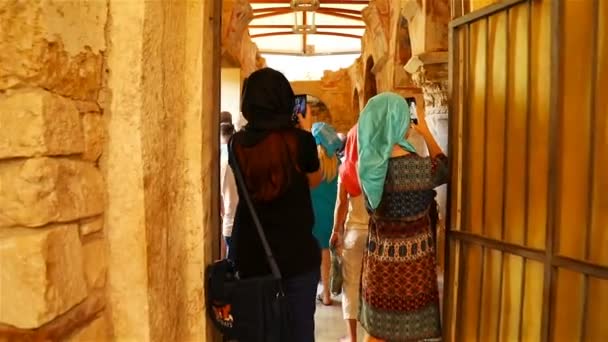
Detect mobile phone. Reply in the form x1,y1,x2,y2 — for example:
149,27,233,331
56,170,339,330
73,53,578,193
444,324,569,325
294,94,307,116
405,97,416,108
405,97,417,124
292,94,307,125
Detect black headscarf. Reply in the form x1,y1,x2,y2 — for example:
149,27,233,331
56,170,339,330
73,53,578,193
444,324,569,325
239,68,295,146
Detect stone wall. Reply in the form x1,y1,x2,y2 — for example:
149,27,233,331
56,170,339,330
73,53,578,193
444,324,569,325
291,68,356,133
103,0,213,341
0,0,112,340
400,0,450,225
345,0,449,155
1,0,217,341
349,0,422,110
222,0,266,77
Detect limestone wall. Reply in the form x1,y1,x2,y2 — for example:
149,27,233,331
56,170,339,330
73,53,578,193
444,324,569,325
1,0,216,341
345,0,449,148
0,0,112,340
103,1,212,341
222,0,266,77
349,0,422,110
291,68,356,133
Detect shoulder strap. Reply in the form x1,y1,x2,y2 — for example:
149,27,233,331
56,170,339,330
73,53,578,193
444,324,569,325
229,138,283,280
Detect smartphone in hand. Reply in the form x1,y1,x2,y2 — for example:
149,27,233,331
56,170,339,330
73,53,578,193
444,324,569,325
291,94,307,125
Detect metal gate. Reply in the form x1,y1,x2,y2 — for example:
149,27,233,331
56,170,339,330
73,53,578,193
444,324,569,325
444,0,608,340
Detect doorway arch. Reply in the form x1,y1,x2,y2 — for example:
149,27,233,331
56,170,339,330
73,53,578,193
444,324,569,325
364,56,378,105
306,94,331,124
353,88,361,116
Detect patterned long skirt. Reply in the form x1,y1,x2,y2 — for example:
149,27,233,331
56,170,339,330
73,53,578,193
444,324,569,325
359,214,441,341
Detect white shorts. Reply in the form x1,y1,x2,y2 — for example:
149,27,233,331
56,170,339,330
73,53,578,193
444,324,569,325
341,228,368,320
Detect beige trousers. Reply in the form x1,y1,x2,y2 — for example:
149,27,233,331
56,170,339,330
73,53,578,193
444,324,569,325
341,228,369,320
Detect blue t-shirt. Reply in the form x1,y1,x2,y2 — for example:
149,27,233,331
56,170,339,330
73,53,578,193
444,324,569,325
311,173,338,248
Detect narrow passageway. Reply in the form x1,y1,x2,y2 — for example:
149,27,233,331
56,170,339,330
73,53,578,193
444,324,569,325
3,0,607,340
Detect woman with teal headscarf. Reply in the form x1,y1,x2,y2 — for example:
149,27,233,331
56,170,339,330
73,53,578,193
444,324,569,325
357,92,448,341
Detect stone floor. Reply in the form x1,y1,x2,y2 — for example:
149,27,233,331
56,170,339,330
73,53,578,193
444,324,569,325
314,286,365,342
314,274,444,342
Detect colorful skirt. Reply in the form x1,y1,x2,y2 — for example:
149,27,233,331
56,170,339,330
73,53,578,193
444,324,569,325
359,214,441,341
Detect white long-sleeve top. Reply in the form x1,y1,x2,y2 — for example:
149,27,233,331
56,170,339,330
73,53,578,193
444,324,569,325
407,128,430,157
220,144,238,237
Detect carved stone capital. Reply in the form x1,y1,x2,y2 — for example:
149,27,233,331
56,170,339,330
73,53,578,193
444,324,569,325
405,53,449,154
412,63,448,115
401,0,422,22
405,53,448,117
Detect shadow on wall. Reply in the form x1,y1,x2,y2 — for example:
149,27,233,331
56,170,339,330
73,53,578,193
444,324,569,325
352,88,361,116
364,56,377,104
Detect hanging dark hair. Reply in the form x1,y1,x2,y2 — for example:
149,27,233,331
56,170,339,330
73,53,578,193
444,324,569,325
220,111,233,124
232,68,301,202
220,122,235,138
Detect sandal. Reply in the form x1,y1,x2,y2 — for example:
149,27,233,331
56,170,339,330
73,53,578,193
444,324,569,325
316,294,332,306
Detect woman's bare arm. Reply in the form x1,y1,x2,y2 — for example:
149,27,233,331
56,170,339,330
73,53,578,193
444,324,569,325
330,181,348,248
307,169,323,188
415,109,444,157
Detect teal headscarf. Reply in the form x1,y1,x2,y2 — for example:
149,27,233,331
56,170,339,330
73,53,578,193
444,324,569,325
357,92,416,210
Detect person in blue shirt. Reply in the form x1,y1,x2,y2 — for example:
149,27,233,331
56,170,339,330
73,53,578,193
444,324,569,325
310,122,342,305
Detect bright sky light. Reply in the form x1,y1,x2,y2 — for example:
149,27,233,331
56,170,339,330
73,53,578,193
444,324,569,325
262,54,360,81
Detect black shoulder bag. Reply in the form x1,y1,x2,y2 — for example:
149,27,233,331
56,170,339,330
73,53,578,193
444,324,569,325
205,138,293,342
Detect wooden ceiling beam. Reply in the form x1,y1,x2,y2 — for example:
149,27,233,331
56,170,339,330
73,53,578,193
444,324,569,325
252,7,290,13
252,6,363,15
251,31,362,39
259,50,361,56
316,7,362,15
251,5,364,20
252,8,292,19
252,10,363,22
248,0,368,4
315,9,362,21
250,24,365,29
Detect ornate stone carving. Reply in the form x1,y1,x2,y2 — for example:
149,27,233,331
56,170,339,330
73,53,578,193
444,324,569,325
410,61,448,117
406,55,449,225
221,0,264,76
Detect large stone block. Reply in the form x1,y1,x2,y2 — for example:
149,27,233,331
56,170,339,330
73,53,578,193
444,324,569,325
82,238,107,290
0,158,104,228
81,112,104,161
0,288,106,340
0,88,84,159
0,0,107,100
0,224,87,329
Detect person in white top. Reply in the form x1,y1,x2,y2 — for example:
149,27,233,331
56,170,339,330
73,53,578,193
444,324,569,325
330,125,370,342
331,179,369,342
220,122,238,258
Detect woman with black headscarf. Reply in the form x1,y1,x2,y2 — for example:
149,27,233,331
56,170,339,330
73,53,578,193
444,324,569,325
229,68,323,341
